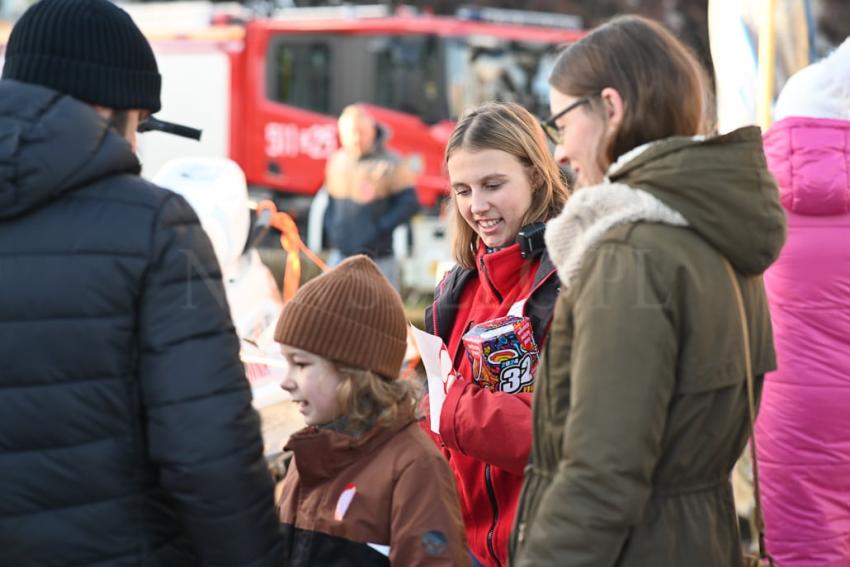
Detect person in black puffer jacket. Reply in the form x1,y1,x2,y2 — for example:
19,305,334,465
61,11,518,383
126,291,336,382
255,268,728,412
0,1,284,565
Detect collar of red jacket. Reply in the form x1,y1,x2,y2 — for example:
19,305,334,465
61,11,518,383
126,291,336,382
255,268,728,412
477,242,535,300
285,414,414,485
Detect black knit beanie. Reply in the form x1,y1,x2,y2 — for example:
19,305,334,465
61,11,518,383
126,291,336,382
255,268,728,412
2,0,162,112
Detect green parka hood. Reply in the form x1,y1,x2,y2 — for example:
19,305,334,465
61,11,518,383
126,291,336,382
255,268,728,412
608,126,786,275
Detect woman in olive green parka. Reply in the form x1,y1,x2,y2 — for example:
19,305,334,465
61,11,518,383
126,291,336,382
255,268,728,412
510,16,786,567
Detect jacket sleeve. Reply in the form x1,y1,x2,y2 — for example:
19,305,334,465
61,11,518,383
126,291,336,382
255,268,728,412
439,379,534,475
390,449,471,567
515,243,676,567
376,186,420,235
138,194,283,566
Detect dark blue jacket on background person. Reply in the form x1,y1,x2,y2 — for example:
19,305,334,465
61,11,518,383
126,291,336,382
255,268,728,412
324,128,420,259
0,80,283,566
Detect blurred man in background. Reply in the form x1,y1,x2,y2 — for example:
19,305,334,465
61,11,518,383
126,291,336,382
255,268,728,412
324,104,420,290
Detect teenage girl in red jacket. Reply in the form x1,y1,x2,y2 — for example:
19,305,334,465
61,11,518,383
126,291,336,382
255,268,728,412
423,102,568,567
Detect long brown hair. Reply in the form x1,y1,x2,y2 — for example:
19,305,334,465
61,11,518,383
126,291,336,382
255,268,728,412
549,15,712,168
444,102,569,269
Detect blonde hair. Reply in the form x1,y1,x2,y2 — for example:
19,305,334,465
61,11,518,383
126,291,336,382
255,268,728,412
335,364,422,433
444,102,569,269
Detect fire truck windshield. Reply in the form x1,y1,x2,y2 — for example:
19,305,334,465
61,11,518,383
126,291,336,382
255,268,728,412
266,31,565,124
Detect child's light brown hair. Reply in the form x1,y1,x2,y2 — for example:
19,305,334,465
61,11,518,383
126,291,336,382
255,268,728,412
335,364,421,432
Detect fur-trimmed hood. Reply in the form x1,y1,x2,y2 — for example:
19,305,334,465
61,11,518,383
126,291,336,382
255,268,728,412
774,38,850,122
546,126,786,286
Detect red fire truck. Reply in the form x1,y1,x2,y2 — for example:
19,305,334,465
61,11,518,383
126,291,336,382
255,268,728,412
132,4,584,210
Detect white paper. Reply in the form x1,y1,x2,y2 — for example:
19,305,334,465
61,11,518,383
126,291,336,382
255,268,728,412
367,543,390,557
507,298,527,318
410,325,458,434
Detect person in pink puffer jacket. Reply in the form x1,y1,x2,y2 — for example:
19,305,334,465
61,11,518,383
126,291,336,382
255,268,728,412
758,37,850,567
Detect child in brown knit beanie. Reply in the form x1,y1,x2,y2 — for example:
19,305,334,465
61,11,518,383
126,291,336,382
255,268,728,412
274,255,471,567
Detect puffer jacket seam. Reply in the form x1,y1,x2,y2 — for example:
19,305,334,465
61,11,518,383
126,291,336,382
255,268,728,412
2,491,137,519
67,189,165,211
0,250,147,259
157,218,204,231
157,440,262,470
149,382,248,410
0,375,125,389
0,314,131,324
153,270,226,288
142,328,235,355
60,548,145,567
0,433,132,456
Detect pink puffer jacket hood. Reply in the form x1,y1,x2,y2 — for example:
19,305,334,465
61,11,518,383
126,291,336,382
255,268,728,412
763,116,850,216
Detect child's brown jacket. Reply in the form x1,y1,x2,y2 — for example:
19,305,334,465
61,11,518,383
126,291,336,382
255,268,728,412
278,415,470,566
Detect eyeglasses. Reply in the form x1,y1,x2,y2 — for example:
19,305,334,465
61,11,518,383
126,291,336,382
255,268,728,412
540,96,592,146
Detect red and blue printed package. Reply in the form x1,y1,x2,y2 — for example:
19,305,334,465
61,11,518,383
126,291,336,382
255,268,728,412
462,315,538,394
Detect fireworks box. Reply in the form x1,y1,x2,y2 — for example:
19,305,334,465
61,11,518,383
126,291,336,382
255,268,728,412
462,315,538,394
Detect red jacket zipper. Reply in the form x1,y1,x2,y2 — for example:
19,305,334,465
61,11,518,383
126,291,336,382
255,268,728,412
484,463,502,567
479,256,504,304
